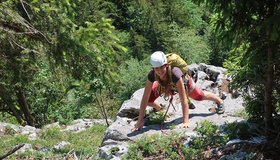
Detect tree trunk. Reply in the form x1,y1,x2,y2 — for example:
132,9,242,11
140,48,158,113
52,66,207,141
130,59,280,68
95,91,110,127
9,104,24,125
264,46,274,131
0,85,24,124
16,88,34,126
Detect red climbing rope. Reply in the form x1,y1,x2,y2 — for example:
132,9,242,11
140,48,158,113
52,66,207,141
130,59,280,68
160,95,185,160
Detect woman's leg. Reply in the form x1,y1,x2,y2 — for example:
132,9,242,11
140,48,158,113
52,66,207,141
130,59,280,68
187,76,224,113
202,91,225,114
201,91,223,105
187,76,223,105
148,81,162,111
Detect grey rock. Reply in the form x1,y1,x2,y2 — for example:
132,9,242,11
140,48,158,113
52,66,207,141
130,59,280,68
97,64,246,160
15,143,33,154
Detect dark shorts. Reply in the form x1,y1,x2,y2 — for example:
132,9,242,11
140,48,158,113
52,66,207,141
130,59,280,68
148,77,205,103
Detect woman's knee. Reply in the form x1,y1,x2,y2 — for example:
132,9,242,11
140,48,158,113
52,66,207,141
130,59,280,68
188,87,204,100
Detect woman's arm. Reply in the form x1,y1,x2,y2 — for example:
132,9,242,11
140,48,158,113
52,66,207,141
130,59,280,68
132,79,153,131
176,77,190,128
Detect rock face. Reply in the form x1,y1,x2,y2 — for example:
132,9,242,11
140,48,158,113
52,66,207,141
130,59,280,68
97,63,245,160
0,119,111,140
0,119,111,156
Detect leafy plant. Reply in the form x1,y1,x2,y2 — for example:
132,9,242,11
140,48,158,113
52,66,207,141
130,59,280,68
122,132,187,160
123,120,232,159
224,122,252,140
39,127,64,143
116,58,150,101
147,110,166,125
110,147,120,155
192,120,229,149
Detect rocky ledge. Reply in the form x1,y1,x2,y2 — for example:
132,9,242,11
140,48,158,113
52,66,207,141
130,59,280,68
97,63,245,160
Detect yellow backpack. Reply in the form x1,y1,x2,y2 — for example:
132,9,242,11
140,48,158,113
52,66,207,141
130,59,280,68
166,53,188,75
166,53,196,104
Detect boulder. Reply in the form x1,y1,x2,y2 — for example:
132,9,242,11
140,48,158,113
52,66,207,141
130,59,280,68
97,63,245,160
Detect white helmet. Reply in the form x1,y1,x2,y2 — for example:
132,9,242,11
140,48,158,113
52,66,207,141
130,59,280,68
150,51,167,67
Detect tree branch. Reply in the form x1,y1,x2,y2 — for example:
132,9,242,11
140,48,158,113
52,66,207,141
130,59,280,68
0,8,52,44
11,39,40,54
19,0,31,20
0,144,25,159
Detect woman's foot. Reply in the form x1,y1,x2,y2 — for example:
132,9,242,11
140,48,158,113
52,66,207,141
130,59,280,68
216,103,225,114
189,102,196,109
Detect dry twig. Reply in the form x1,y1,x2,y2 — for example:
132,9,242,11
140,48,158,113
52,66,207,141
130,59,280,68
0,143,25,159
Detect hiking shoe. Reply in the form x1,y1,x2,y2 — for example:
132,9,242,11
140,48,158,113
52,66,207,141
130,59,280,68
216,103,225,114
189,102,196,109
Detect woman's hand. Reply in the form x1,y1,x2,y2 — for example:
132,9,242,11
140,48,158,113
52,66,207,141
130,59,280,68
176,77,190,129
179,121,190,128
132,80,153,131
132,119,144,131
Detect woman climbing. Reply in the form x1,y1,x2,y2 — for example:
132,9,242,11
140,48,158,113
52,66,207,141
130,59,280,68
132,51,225,131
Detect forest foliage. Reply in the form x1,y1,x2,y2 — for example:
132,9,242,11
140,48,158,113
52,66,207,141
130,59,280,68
0,0,280,133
